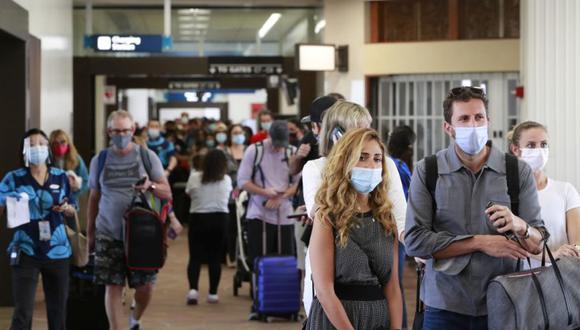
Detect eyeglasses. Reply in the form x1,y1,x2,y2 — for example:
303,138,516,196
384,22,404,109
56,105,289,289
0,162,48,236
448,86,486,97
110,128,133,135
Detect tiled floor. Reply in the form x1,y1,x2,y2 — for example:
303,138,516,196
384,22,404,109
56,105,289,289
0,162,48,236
0,227,418,329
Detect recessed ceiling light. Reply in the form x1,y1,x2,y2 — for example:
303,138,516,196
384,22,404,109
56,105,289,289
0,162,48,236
179,23,208,29
258,13,281,39
177,8,211,15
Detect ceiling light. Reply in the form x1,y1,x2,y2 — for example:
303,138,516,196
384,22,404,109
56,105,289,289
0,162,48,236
178,15,210,22
178,8,211,15
314,19,326,34
258,13,281,39
179,23,208,29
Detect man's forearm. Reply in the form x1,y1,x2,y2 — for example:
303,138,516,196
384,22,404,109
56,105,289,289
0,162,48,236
432,236,480,259
152,181,172,200
288,155,303,176
242,182,267,196
87,196,98,236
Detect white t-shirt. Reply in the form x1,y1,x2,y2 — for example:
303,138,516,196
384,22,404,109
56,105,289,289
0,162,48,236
186,171,232,214
301,156,408,315
530,178,580,268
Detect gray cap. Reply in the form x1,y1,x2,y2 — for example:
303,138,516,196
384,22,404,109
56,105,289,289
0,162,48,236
269,120,289,148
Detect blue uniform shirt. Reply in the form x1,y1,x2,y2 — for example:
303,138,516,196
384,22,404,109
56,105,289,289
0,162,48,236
146,137,175,169
0,167,72,260
392,157,412,200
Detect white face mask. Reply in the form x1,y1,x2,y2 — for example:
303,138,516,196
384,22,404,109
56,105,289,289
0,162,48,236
521,148,549,172
454,126,488,155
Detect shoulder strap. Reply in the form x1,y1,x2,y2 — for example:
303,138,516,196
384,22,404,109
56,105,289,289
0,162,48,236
97,149,108,190
424,154,438,208
285,146,294,184
139,145,153,179
251,142,265,187
505,153,520,217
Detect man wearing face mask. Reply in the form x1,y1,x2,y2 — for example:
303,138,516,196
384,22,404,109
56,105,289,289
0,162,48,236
146,120,177,178
87,110,172,330
404,87,546,329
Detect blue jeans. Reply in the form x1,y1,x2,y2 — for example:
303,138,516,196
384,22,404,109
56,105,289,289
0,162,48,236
398,241,407,329
423,306,487,330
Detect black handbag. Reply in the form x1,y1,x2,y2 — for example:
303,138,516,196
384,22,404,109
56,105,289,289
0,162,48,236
487,245,580,330
412,263,425,330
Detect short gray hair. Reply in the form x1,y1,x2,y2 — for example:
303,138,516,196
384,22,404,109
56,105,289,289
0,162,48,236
107,110,134,129
319,100,373,156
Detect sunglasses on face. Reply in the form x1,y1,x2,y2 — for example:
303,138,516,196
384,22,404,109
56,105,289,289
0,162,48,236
448,86,486,97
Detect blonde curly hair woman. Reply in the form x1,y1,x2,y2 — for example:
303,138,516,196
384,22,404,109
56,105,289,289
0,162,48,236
305,128,403,330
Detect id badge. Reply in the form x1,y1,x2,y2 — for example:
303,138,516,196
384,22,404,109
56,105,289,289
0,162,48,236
38,221,51,241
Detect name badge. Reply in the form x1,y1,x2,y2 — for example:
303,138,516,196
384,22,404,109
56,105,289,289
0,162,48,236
38,221,51,241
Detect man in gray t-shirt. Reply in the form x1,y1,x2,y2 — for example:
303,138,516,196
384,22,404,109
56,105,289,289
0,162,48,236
87,110,172,330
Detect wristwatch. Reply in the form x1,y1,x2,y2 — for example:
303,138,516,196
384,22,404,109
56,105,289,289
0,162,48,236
148,184,157,192
517,223,530,240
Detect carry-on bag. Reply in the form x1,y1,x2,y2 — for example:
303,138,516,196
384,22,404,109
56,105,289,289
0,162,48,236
124,191,170,270
252,218,301,322
487,245,580,330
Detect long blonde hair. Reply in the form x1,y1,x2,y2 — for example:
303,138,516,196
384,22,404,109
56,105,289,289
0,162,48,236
49,129,80,170
315,128,396,246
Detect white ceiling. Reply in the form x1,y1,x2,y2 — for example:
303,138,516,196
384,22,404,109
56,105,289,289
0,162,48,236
74,7,320,43
73,0,322,7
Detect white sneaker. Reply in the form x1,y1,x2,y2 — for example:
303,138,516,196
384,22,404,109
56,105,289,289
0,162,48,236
186,289,199,305
207,294,219,304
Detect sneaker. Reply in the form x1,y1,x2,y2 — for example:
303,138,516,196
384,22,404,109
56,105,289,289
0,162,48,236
186,289,199,305
248,312,259,321
207,294,219,304
129,313,140,330
130,325,140,330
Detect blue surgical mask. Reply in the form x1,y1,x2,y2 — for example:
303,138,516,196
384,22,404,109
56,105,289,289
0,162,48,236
262,122,272,131
454,126,488,155
350,167,383,194
111,134,132,150
206,140,216,148
216,132,227,144
28,145,49,165
232,134,246,145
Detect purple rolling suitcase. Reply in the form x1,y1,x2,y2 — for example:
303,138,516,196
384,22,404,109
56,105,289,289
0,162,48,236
252,219,300,322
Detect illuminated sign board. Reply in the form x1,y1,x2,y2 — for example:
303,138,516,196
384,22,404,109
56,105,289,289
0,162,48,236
208,63,283,75
85,35,171,53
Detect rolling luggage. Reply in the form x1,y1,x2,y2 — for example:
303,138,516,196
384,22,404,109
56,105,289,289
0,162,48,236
252,219,300,322
66,255,109,330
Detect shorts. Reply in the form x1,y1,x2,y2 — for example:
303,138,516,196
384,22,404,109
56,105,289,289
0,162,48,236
94,234,157,288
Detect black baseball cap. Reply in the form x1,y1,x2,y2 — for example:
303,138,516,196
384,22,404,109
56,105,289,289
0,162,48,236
301,95,338,124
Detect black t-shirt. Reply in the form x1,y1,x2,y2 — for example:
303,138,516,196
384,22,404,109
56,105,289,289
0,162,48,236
301,131,319,164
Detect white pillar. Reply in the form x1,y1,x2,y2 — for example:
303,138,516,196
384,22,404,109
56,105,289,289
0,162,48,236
520,0,580,189
323,0,365,103
126,89,150,128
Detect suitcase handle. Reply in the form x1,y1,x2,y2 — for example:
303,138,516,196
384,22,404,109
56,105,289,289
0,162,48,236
261,211,283,256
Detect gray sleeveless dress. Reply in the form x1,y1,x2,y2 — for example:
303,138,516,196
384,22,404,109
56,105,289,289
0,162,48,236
305,212,395,330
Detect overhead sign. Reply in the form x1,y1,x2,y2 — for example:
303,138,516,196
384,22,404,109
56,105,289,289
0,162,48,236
103,85,116,105
168,81,221,90
208,63,283,75
85,35,171,53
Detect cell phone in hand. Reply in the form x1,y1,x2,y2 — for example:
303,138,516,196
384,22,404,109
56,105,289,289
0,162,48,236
287,212,308,219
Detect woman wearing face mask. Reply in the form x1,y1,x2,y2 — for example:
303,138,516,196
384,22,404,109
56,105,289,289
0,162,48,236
305,128,403,330
508,121,580,265
0,129,76,330
301,100,407,318
221,124,247,266
49,129,89,206
250,109,274,144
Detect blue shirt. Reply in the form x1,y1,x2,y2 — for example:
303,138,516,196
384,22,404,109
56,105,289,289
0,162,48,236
147,137,175,169
392,157,411,201
0,167,73,260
